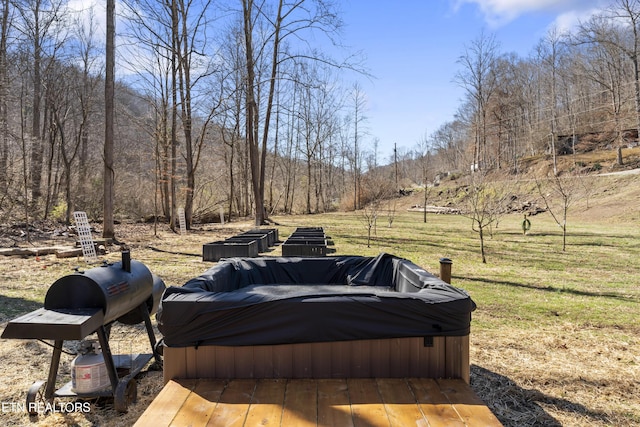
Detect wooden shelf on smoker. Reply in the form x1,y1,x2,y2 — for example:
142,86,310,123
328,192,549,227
1,307,104,340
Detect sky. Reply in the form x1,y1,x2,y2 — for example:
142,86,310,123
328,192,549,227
336,0,610,163
68,0,613,163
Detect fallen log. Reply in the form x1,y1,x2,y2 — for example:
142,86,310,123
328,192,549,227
0,246,73,257
56,245,106,258
407,205,462,214
54,248,84,258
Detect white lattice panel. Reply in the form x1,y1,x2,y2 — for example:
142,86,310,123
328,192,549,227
73,211,97,262
178,207,186,235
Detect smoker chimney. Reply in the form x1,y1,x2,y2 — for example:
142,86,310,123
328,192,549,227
122,250,131,273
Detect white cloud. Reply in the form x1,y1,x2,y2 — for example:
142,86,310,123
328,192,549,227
66,0,106,35
553,7,603,33
453,0,609,27
64,1,149,77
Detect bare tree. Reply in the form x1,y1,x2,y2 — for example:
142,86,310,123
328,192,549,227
431,119,466,173
120,0,176,225
0,0,9,187
295,64,339,214
47,63,79,224
360,169,393,248
71,5,101,218
175,0,219,229
461,171,512,263
454,30,500,172
596,0,640,140
537,26,569,176
241,0,349,224
417,133,433,224
219,24,250,220
576,8,636,165
103,0,115,238
18,62,31,240
535,173,577,251
240,0,262,224
349,81,366,210
121,0,219,229
489,53,530,173
12,0,68,212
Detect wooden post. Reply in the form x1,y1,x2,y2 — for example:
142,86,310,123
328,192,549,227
439,258,452,284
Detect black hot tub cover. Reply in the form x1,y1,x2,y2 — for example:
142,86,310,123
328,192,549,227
157,253,476,347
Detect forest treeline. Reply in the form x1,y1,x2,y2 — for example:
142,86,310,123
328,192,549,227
0,0,638,232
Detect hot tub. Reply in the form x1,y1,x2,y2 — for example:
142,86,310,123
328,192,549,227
158,253,476,382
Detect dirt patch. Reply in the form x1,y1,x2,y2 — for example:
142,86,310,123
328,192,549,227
470,322,640,426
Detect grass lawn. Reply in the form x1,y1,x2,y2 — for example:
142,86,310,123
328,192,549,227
271,209,640,426
0,209,638,426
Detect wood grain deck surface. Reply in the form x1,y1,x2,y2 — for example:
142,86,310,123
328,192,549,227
134,378,502,427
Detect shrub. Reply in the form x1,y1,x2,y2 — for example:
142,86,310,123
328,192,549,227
51,201,68,222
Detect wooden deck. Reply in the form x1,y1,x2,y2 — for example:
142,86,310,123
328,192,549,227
133,377,503,427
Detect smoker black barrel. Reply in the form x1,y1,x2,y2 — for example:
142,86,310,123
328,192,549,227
44,253,165,325
118,273,165,324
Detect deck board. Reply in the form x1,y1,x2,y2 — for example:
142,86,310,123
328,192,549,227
437,379,504,427
133,378,502,427
408,378,467,427
376,378,428,427
206,379,255,427
134,378,195,427
317,379,353,427
282,379,317,426
170,380,225,427
244,379,286,426
347,378,389,427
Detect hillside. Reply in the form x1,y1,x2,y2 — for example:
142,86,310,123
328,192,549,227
396,146,640,224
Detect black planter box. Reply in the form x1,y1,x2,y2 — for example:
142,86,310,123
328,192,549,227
203,240,259,262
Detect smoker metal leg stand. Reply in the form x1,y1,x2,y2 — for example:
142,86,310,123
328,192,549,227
24,304,157,415
96,323,138,413
112,302,161,411
96,303,159,413
25,340,62,416
114,303,160,412
139,303,162,366
96,325,119,393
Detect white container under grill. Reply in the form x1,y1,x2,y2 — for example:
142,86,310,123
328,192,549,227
71,349,109,393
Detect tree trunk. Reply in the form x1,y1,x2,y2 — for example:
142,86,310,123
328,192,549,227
423,186,427,223
103,0,115,239
169,0,179,232
633,45,640,146
228,141,235,223
177,0,206,230
30,2,43,209
479,225,486,264
243,0,260,225
256,0,284,223
0,0,8,186
617,146,623,166
306,156,312,214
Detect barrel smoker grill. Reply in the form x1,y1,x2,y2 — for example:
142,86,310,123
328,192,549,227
1,251,165,414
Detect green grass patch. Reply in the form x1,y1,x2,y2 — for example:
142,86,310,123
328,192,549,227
272,210,640,333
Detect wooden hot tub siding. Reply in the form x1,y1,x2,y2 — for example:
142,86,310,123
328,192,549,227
163,335,470,384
